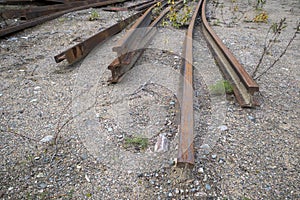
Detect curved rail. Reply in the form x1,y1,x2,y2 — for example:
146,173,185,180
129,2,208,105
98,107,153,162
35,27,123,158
201,0,259,107
178,0,259,166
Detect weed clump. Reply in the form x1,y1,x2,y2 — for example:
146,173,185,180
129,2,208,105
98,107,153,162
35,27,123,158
209,80,234,95
124,136,148,151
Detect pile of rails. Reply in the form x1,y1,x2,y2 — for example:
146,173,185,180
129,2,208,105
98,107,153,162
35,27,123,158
1,0,259,167
0,0,157,37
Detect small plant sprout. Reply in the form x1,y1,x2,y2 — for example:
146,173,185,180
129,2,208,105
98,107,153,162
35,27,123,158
124,136,149,150
209,80,234,95
89,9,100,21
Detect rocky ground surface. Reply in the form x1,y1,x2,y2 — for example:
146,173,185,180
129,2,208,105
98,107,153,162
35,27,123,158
0,0,299,199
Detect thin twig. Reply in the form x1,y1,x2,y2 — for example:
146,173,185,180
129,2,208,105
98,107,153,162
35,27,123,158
252,18,288,77
254,23,299,80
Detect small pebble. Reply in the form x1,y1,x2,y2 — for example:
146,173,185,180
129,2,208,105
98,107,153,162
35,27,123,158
205,184,211,190
85,174,90,182
30,99,38,103
36,172,44,178
40,135,54,143
198,167,204,173
80,153,88,160
248,115,256,122
39,183,47,189
170,101,175,105
200,143,209,150
195,192,207,197
219,125,228,131
212,154,217,159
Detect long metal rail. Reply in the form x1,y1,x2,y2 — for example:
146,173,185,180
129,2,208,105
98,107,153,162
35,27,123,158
103,0,156,12
0,0,130,37
178,0,259,166
177,0,202,167
1,2,100,20
54,11,144,64
107,0,181,83
201,0,259,107
52,0,258,167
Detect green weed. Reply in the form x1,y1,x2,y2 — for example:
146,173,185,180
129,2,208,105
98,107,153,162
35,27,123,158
89,10,100,21
124,136,148,150
209,80,234,95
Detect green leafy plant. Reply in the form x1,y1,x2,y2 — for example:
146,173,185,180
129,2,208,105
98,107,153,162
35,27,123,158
152,2,163,18
167,5,192,28
124,136,148,150
86,193,92,198
212,18,221,26
89,9,100,21
209,80,234,95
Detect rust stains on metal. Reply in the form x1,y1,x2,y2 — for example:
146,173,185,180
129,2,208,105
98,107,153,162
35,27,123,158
54,11,143,64
201,0,259,107
134,0,157,11
108,4,155,83
108,1,182,83
103,0,156,12
0,0,131,37
177,0,203,167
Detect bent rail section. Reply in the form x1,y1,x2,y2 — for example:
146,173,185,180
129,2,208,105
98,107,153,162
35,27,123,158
201,0,259,107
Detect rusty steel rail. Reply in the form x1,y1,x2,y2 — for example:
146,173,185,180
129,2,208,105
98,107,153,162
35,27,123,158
107,4,155,82
1,2,88,20
201,0,259,107
108,0,180,83
0,0,130,37
54,11,144,64
103,0,156,12
177,0,259,165
134,0,157,11
177,0,203,167
0,1,98,20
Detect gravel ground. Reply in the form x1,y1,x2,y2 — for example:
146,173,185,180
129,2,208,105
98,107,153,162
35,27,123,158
0,0,299,199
